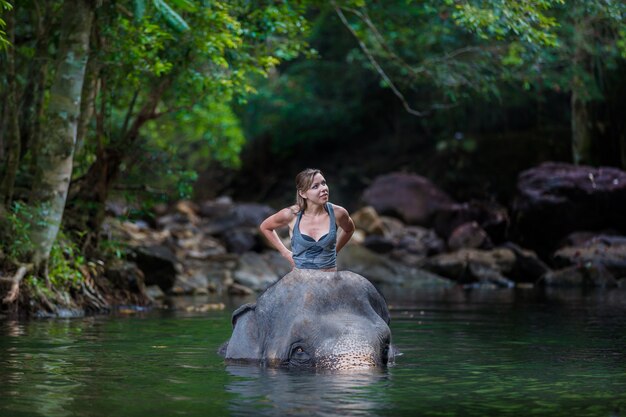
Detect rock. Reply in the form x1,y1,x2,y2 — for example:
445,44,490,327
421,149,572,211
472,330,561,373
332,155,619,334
198,196,234,218
379,216,406,240
261,251,293,278
422,248,516,284
232,203,275,228
337,244,399,284
174,200,200,224
352,206,385,235
539,263,618,288
363,235,395,254
467,263,515,288
447,221,491,251
558,231,617,248
337,244,452,287
132,245,179,292
397,226,446,256
228,283,255,296
362,172,455,226
105,260,147,294
351,229,366,245
552,235,626,279
511,162,626,256
233,252,280,291
171,271,210,295
502,242,551,282
222,227,260,254
145,285,165,300
433,200,509,242
200,202,274,236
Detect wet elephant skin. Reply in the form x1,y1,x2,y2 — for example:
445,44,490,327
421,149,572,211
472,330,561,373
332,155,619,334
222,269,394,370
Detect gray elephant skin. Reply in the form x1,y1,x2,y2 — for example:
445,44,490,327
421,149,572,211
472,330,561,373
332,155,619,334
221,269,395,370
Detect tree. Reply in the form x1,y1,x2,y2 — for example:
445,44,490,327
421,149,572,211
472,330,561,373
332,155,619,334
28,0,95,275
331,0,626,166
66,0,311,248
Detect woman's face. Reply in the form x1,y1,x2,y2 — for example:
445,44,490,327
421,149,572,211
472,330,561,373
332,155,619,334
300,173,329,205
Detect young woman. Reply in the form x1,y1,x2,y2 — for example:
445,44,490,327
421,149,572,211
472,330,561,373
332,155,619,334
259,168,355,271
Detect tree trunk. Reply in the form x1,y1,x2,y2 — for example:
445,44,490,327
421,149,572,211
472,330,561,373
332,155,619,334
75,46,98,154
571,89,592,165
0,9,20,207
28,0,94,272
570,18,593,166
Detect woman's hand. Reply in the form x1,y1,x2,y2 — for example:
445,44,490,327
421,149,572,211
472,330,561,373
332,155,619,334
281,250,296,269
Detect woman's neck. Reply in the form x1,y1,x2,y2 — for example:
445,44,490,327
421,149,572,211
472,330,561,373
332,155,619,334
304,202,326,216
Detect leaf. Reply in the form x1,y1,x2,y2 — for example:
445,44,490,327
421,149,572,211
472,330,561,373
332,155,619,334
152,0,190,32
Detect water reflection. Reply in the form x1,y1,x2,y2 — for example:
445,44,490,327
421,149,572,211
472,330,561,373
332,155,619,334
225,364,391,417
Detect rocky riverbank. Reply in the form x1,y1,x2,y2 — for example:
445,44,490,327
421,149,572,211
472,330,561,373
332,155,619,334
105,161,626,306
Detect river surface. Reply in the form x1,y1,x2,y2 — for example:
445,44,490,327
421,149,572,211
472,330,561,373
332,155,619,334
1,286,625,417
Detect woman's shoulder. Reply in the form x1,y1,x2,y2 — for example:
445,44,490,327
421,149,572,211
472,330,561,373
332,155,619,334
278,205,300,220
329,202,347,216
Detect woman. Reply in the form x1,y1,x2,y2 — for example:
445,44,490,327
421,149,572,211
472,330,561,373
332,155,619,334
259,168,355,271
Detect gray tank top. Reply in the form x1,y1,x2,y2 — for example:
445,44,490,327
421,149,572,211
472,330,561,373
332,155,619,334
291,202,337,269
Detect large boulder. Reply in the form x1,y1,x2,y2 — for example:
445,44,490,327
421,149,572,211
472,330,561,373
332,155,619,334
511,162,626,256
337,244,453,288
362,172,455,226
433,200,509,243
447,221,492,251
351,206,385,235
421,248,517,287
552,235,626,279
132,245,179,292
539,263,618,288
233,252,281,291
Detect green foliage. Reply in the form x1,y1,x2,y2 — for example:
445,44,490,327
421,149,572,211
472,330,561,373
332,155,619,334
99,237,129,260
24,231,87,297
0,0,12,50
449,0,563,46
46,232,86,289
77,0,312,206
0,203,85,292
0,202,34,262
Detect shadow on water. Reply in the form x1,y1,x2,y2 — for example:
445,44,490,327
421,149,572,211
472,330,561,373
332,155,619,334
225,364,392,417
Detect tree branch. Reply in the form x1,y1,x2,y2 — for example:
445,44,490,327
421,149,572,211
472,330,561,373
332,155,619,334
333,1,427,117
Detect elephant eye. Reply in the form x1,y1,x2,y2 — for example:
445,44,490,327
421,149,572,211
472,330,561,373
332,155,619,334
289,344,312,366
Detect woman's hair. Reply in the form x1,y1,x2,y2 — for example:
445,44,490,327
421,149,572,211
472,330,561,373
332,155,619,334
295,168,323,212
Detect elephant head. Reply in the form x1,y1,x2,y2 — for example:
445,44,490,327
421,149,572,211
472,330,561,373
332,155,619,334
222,269,394,370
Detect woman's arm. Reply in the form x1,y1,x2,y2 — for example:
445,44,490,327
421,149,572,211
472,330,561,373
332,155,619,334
259,207,297,268
333,204,355,253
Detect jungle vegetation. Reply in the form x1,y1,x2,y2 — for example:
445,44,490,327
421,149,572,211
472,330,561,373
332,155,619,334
0,0,624,309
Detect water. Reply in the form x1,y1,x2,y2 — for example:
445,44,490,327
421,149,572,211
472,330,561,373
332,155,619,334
1,287,626,417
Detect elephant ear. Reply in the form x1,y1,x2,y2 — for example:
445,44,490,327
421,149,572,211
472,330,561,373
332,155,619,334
225,303,261,361
369,287,391,325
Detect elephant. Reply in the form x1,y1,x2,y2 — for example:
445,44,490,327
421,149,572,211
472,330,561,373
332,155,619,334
221,269,396,370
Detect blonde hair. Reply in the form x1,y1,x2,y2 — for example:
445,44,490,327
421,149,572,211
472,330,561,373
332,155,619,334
295,168,323,212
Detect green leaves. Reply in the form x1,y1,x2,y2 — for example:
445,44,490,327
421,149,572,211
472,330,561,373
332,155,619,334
0,0,12,50
451,0,563,47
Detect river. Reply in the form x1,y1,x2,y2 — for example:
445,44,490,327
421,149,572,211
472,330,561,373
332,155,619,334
1,286,625,417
